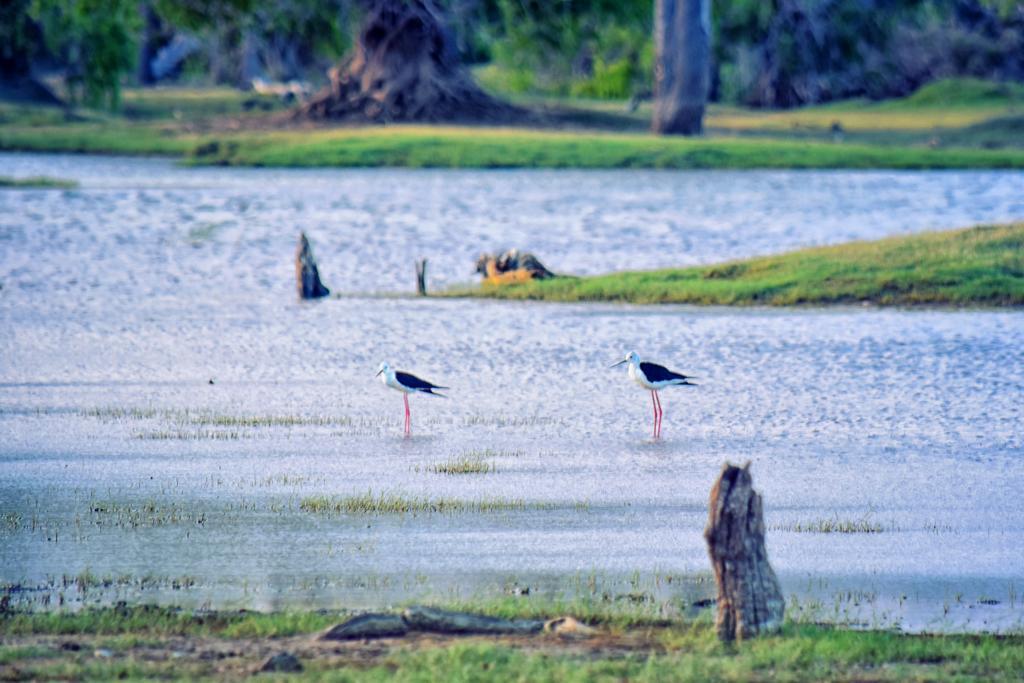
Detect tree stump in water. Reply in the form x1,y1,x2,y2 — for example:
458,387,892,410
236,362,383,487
415,259,427,296
293,0,520,124
703,462,784,641
295,232,330,299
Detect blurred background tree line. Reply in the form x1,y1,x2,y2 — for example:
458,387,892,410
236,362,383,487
2,0,1022,111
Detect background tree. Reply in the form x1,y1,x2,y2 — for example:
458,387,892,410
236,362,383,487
294,0,518,123
31,0,138,109
652,0,710,134
0,0,61,103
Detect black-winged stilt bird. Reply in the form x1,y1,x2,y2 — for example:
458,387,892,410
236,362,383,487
376,362,447,436
611,351,696,439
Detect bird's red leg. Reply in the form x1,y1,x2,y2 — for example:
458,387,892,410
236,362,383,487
403,394,411,436
647,393,655,440
654,391,663,439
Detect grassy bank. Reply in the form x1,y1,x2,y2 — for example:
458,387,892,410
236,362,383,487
452,223,1024,307
2,79,1024,168
182,126,1024,169
2,604,1023,681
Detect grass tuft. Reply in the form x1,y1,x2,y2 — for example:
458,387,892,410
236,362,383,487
428,457,497,475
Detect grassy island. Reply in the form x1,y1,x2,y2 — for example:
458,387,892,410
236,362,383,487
453,223,1024,307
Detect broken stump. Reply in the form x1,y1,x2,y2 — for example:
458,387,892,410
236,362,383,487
703,462,784,642
415,258,428,296
295,232,330,299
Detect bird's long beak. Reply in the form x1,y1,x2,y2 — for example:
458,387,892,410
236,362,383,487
610,359,627,368
375,370,383,377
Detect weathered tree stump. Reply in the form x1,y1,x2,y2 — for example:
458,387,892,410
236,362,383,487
293,0,520,124
415,258,428,296
703,462,784,641
295,232,330,300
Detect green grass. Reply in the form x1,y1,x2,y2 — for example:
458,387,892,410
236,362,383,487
428,456,497,475
0,605,340,638
452,222,1024,307
2,78,1024,168
2,604,1023,681
0,175,77,189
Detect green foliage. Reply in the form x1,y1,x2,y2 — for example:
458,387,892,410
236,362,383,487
487,0,652,98
462,223,1024,307
31,0,138,109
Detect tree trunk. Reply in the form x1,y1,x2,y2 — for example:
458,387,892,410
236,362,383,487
652,0,710,135
703,462,785,642
293,0,520,124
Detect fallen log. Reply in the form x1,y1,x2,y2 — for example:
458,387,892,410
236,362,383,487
321,613,408,640
402,606,545,635
704,462,785,642
321,607,592,641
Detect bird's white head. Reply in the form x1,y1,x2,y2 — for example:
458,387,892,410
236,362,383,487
610,351,640,368
376,362,393,381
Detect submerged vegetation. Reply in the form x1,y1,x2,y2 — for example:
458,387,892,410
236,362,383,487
457,223,1024,307
773,517,887,534
298,492,553,515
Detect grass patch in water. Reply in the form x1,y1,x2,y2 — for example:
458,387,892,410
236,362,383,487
427,457,496,475
451,222,1024,306
131,429,247,441
81,407,345,427
0,175,77,189
461,447,526,458
87,500,207,529
298,492,554,515
772,517,886,534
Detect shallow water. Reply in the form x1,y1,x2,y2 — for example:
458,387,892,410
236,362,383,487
1,154,1023,632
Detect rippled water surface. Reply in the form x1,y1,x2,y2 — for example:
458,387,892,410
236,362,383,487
1,153,1023,632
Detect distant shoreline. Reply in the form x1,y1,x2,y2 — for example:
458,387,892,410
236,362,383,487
2,79,1023,170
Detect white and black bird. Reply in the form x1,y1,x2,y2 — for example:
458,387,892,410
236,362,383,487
611,351,697,439
376,362,447,436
